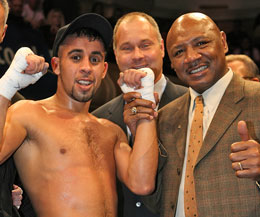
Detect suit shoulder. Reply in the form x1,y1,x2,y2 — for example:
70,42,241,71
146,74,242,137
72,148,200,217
159,92,188,114
165,79,188,98
244,80,260,94
92,95,123,117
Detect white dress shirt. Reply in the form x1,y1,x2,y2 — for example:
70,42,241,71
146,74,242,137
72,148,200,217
175,69,233,217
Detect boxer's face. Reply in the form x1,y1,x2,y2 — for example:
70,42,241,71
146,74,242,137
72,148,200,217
51,34,108,103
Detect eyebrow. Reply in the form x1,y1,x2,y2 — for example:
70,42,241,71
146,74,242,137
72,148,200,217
118,42,131,47
68,49,82,55
172,36,208,50
68,49,104,57
91,51,104,57
119,39,154,47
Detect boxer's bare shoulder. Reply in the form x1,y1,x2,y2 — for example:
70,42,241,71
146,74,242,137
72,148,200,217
94,116,128,143
95,115,124,131
7,99,52,124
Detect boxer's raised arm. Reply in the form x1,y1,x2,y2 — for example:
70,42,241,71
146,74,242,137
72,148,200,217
0,47,47,162
115,68,158,195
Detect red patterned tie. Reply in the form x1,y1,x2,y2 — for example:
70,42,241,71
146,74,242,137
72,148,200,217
184,95,204,217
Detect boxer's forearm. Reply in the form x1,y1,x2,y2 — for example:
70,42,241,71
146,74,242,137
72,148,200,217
127,118,158,195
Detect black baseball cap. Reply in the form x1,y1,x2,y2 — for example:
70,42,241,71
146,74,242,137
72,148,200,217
52,13,113,57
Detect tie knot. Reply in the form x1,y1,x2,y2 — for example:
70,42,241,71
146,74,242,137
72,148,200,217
195,95,203,105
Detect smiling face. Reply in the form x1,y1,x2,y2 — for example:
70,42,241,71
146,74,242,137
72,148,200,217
166,13,229,93
51,34,108,103
114,15,165,83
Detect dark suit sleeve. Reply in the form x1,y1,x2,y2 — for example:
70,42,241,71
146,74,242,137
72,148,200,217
141,140,168,214
0,158,21,217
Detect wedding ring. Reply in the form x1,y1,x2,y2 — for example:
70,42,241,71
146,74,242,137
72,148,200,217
131,106,137,115
238,162,243,170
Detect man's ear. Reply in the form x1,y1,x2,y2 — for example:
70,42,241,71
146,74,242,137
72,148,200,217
51,57,60,75
220,31,229,54
102,62,108,79
0,24,7,43
160,39,165,58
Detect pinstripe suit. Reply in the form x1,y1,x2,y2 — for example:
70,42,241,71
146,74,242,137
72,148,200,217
146,74,260,217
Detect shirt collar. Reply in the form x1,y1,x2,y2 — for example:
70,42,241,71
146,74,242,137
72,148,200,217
154,74,167,101
189,68,233,111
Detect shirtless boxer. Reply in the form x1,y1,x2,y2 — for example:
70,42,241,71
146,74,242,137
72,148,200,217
0,13,158,217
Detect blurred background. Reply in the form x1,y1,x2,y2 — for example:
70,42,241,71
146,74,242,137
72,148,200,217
2,0,260,110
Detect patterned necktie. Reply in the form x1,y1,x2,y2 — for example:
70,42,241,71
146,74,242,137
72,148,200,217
184,95,204,217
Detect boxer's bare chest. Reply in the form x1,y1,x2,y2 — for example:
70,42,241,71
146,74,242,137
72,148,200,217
24,108,117,170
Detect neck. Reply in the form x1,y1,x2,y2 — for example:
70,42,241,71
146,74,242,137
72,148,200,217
154,72,163,84
53,92,90,114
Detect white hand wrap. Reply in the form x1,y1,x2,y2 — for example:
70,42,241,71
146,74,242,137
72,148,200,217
0,47,44,100
120,68,155,103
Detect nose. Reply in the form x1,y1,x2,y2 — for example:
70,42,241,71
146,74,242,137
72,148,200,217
132,47,144,61
184,46,201,64
79,58,92,74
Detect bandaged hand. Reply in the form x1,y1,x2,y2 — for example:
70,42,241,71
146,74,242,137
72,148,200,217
0,47,46,100
120,68,155,103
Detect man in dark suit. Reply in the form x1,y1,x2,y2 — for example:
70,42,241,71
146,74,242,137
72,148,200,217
123,12,260,216
92,12,187,217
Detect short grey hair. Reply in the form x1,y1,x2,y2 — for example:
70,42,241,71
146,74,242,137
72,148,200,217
226,54,259,79
113,12,162,50
0,0,9,25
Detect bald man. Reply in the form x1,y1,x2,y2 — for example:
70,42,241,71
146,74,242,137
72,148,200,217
124,12,260,216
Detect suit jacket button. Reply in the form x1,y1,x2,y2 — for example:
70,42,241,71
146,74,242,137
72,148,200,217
177,168,181,175
136,202,142,207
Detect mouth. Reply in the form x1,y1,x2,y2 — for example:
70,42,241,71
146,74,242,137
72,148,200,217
77,80,92,85
189,65,208,74
76,79,94,90
132,65,149,69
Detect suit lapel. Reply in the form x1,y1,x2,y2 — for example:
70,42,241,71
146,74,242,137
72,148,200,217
197,74,245,164
106,95,128,134
159,79,184,109
173,93,190,159
159,80,172,109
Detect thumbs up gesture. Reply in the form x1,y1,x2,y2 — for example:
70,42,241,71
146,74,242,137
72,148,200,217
229,120,260,181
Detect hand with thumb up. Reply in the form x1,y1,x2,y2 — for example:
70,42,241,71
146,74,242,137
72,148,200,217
229,120,260,181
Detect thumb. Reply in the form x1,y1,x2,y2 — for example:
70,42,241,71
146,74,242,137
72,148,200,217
117,72,124,86
237,120,250,141
42,62,49,75
154,92,159,105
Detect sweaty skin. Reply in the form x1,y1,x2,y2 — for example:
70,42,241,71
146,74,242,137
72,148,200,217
0,34,158,217
7,98,123,217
